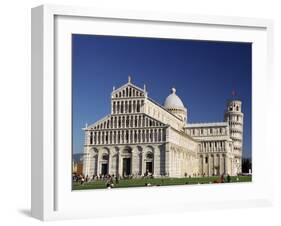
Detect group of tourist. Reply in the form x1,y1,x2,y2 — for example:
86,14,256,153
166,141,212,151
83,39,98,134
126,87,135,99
72,173,120,187
73,172,235,188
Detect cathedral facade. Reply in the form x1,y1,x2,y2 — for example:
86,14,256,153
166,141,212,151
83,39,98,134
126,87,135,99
82,77,243,178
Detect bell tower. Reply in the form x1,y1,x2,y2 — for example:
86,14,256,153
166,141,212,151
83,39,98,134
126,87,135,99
224,98,244,174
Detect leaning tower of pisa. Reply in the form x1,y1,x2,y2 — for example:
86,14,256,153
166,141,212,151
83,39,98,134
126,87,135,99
224,99,244,174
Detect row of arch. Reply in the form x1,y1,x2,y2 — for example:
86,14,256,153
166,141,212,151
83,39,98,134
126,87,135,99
225,115,243,122
230,131,243,137
188,127,226,137
228,120,243,126
92,146,154,161
199,153,228,176
231,136,242,142
114,87,144,98
85,145,163,177
169,148,198,177
92,115,163,130
112,99,144,114
228,105,240,112
199,141,227,153
88,128,166,145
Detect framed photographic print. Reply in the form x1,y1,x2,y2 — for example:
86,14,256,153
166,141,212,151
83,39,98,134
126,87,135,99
31,4,274,221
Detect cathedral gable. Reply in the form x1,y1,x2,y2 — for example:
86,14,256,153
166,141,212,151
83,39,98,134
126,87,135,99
112,83,145,99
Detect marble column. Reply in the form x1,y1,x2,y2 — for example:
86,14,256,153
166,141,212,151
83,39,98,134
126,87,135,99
131,147,138,177
141,149,146,176
225,155,228,175
165,143,170,177
82,151,90,176
118,149,122,177
153,147,160,177
97,149,101,176
108,149,112,175
203,154,206,176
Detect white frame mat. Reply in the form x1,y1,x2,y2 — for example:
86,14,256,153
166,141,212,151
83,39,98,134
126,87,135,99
31,4,274,221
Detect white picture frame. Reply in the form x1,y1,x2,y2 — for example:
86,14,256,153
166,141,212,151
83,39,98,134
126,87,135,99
31,4,274,221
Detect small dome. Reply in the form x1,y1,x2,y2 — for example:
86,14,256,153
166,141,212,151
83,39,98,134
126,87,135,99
164,88,185,109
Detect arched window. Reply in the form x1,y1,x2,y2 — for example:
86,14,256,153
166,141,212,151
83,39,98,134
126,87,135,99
205,157,208,164
125,131,129,142
118,117,121,128
105,133,108,142
150,130,153,141
123,146,132,154
146,152,153,159
128,101,132,113
138,130,141,142
94,132,97,144
90,132,93,144
102,154,109,161
121,102,124,113
117,131,120,143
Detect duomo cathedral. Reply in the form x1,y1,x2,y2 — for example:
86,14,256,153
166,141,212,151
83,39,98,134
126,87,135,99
83,76,243,178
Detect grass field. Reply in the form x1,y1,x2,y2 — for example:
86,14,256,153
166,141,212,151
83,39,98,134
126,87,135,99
72,175,252,190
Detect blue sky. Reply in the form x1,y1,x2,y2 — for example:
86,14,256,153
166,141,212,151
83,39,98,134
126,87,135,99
72,34,252,159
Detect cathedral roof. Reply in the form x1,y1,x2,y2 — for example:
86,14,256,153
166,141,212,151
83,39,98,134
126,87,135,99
164,88,185,109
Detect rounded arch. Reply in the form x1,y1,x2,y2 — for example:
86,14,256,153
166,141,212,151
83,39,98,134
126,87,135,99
90,147,99,156
143,146,155,162
143,146,154,175
102,153,109,160
146,152,153,159
136,145,143,154
122,146,132,154
144,145,154,154
100,147,110,156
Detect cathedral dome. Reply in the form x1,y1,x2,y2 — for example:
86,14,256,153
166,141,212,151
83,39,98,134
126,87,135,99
164,88,185,109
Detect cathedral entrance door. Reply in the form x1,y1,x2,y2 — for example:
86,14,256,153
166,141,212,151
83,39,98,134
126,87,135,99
146,162,153,174
122,158,131,176
101,163,108,175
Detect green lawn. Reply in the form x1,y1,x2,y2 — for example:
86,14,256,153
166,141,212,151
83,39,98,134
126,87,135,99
72,175,252,190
